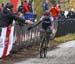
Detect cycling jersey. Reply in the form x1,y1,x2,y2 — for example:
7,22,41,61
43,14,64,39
40,16,53,30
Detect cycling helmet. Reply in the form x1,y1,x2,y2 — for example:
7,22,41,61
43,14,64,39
43,10,50,16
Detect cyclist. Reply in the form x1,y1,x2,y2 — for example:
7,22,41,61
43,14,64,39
28,10,53,45
28,10,52,30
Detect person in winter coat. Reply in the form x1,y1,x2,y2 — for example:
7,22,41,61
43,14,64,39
22,1,29,13
67,8,75,18
0,3,33,27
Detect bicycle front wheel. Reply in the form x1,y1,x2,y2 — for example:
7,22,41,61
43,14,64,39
40,37,48,58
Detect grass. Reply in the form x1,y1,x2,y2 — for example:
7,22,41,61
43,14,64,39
48,33,75,48
54,33,75,43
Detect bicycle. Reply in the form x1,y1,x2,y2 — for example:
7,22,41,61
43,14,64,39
39,28,52,58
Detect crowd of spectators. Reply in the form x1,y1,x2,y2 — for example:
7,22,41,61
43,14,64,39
42,0,75,20
58,8,75,20
0,0,75,27
18,0,33,13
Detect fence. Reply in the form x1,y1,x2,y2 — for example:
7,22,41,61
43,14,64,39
12,19,75,52
56,19,75,37
12,24,41,52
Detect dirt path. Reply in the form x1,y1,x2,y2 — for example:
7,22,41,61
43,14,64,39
15,40,75,64
0,40,75,64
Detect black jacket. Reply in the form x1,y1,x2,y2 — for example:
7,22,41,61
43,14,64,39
67,11,75,18
0,8,25,27
18,5,24,13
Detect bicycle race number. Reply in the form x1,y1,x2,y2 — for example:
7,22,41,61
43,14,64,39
0,26,14,58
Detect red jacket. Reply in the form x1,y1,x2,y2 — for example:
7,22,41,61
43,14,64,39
49,6,60,17
22,2,29,12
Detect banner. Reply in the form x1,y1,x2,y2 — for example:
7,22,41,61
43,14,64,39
0,26,14,58
10,0,18,13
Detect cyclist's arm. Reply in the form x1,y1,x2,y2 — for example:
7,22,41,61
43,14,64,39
32,20,41,28
31,16,44,28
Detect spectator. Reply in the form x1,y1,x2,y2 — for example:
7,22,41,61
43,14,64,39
1,3,4,8
0,3,4,12
22,0,29,13
28,0,33,12
49,4,60,20
49,3,60,35
67,8,75,18
0,3,33,27
42,0,49,12
18,2,24,13
64,10,68,18
58,11,65,20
